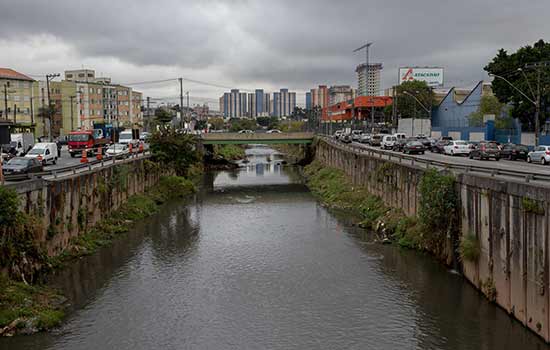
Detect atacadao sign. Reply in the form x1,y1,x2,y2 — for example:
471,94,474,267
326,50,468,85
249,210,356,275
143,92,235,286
399,67,444,87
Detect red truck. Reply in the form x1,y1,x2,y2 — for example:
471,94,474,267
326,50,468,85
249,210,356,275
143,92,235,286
68,130,111,157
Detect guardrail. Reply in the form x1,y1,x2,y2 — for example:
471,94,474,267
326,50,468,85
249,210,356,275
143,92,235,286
3,151,151,183
319,136,550,184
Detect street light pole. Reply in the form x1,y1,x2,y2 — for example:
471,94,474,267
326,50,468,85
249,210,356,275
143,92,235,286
403,90,432,137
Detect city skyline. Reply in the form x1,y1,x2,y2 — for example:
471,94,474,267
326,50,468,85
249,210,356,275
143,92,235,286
1,0,549,109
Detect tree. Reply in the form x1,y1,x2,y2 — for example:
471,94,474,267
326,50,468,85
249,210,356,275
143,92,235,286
256,116,271,127
467,95,504,127
394,80,435,119
149,128,200,176
229,118,257,132
154,108,174,124
208,117,225,130
484,39,550,130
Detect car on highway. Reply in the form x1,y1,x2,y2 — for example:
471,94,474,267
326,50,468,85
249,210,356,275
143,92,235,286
369,134,382,146
500,143,529,161
25,142,58,165
444,140,470,156
468,141,501,161
238,129,255,134
416,135,432,149
106,143,130,158
266,129,282,134
527,145,550,165
359,134,371,144
394,137,417,152
432,139,451,153
2,157,43,176
341,133,353,143
403,141,425,154
381,135,397,150
351,130,363,142
333,130,344,140
139,132,151,141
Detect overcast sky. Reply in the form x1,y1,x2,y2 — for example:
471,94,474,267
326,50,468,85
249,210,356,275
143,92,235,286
1,0,549,109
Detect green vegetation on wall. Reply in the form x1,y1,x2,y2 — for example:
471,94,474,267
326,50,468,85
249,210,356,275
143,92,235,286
213,144,246,160
459,233,481,262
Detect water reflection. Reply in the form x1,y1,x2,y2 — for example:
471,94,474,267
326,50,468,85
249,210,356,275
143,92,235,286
1,146,548,350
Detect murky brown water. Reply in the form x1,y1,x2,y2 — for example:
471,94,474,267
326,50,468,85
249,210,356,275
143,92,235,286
2,146,548,349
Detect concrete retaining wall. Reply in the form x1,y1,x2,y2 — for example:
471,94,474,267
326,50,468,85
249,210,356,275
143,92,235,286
315,138,550,342
8,157,171,256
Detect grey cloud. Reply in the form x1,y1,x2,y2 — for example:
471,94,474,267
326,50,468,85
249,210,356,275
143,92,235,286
1,0,550,94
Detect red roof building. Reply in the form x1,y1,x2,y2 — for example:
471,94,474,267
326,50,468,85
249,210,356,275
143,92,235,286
0,68,34,82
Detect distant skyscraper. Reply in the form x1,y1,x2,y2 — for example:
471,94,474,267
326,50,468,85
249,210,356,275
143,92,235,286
263,93,270,116
272,92,280,117
356,63,382,96
305,92,312,110
310,85,328,108
255,89,264,116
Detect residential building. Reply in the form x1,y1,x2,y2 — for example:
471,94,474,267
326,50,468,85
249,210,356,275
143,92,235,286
0,68,36,126
239,92,248,117
248,93,256,117
255,89,264,116
305,92,312,110
262,93,270,116
328,85,354,105
272,92,280,117
131,91,143,126
356,63,382,96
271,89,296,117
310,85,329,109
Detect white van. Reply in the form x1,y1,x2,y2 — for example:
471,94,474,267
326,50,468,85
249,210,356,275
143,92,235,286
394,133,407,141
381,135,397,150
25,142,58,165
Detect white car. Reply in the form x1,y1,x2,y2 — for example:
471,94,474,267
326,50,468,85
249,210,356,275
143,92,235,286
106,143,130,157
444,140,470,156
381,135,397,150
266,129,282,134
527,145,550,165
25,142,58,165
238,129,254,134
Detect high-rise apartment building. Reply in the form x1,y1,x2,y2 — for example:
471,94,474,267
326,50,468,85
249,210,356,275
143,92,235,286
310,85,329,109
356,63,382,96
305,92,312,110
328,85,354,105
262,93,270,117
248,93,256,117
255,89,264,116
270,89,296,117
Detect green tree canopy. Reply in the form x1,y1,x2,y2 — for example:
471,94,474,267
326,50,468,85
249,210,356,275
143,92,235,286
154,108,174,124
149,128,200,176
484,39,550,130
229,118,257,132
467,95,505,127
208,117,225,130
394,80,435,119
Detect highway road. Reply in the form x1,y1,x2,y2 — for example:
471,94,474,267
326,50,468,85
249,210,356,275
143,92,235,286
321,138,550,187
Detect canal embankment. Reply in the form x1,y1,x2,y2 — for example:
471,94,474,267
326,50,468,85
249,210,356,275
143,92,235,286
1,130,202,336
312,137,550,342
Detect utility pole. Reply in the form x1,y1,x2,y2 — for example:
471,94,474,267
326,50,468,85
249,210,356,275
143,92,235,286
179,78,184,129
3,84,8,119
146,96,150,131
45,73,60,141
30,96,34,124
70,95,76,131
186,91,190,129
13,104,16,123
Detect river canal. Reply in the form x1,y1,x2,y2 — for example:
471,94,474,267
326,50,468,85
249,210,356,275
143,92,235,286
2,146,547,349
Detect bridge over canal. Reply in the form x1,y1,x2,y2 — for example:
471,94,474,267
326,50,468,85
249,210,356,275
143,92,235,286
200,132,314,145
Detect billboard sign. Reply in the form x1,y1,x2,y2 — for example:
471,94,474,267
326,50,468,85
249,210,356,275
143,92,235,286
399,67,444,87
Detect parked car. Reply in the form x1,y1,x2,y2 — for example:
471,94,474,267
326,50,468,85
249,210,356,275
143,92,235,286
238,129,255,134
393,138,409,152
416,136,432,149
500,143,529,161
444,140,470,156
369,134,382,147
359,134,371,144
432,139,450,153
351,130,363,141
527,145,550,165
469,142,501,161
403,141,425,154
341,133,353,143
266,129,282,134
381,135,397,150
25,142,58,165
106,143,130,158
2,157,43,176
